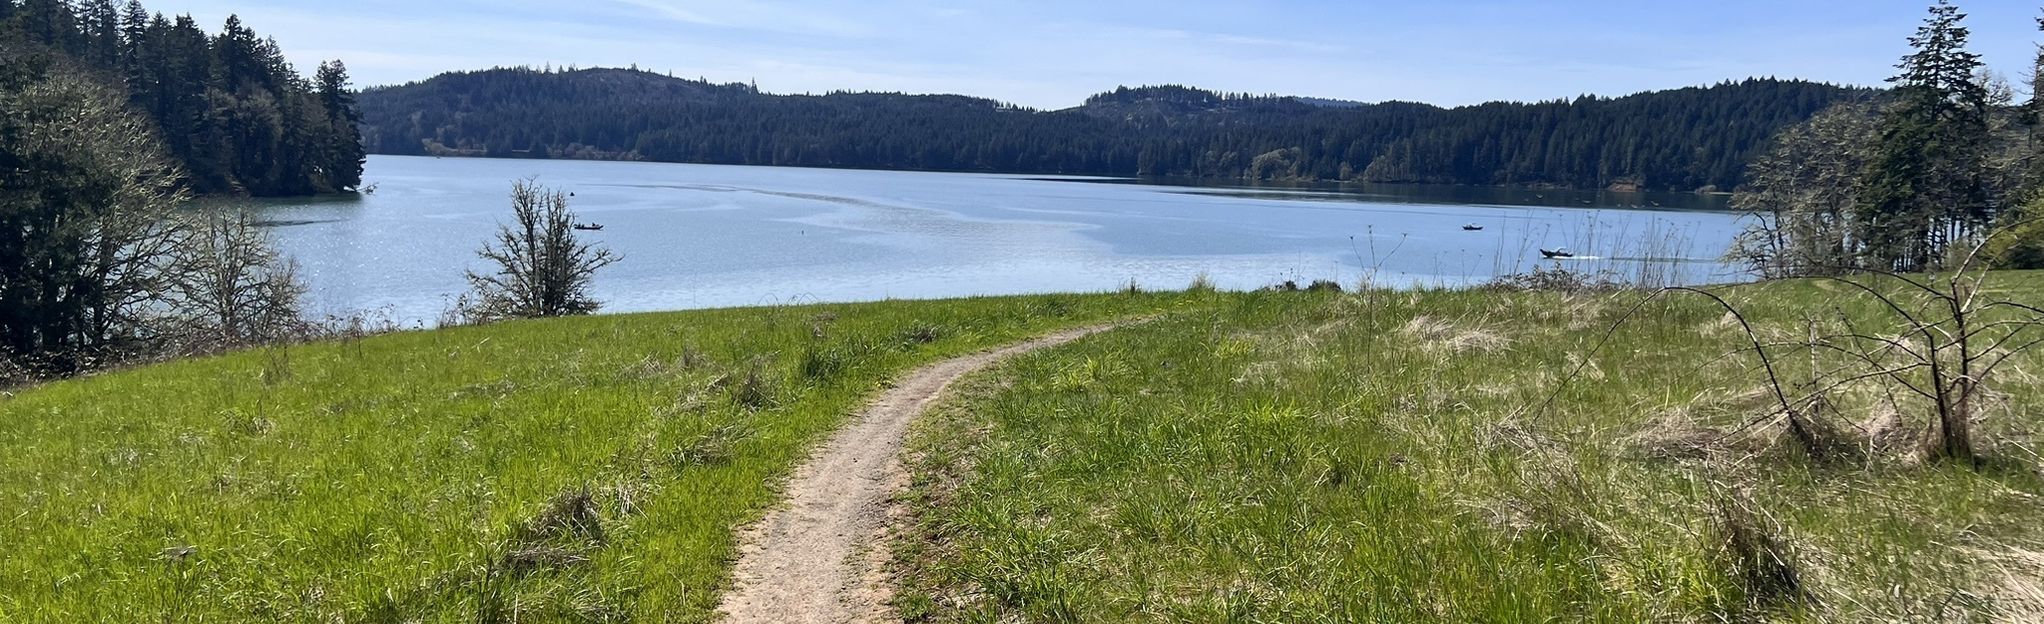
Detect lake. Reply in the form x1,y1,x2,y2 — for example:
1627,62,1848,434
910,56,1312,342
254,155,1751,325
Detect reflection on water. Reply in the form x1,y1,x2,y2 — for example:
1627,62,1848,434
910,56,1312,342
250,156,1754,324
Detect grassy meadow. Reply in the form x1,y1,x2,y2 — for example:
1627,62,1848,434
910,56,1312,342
0,292,1191,622
897,274,2044,622
5,272,2042,623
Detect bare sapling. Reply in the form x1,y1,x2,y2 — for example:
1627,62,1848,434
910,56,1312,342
463,180,619,321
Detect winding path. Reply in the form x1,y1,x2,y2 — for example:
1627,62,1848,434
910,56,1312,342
717,324,1121,623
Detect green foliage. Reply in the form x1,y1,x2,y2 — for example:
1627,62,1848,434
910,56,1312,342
358,68,1863,191
3,0,363,196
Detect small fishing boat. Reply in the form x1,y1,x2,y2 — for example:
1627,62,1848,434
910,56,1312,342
1540,248,1575,259
1462,224,1484,231
573,223,605,231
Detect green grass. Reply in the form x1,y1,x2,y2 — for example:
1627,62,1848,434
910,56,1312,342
10,273,2043,623
897,275,2044,622
0,292,1192,622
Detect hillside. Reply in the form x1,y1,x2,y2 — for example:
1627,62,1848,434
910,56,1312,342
4,276,2040,621
0,293,1189,621
897,275,2044,622
358,67,1867,191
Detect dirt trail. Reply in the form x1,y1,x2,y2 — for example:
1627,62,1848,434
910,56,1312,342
717,324,1120,624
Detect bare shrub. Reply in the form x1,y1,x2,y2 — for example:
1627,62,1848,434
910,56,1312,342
166,209,309,350
462,180,618,322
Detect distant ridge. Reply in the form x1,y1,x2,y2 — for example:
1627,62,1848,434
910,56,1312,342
359,67,1871,191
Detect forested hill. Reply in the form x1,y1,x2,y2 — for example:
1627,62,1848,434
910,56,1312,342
359,67,1867,191
0,0,365,197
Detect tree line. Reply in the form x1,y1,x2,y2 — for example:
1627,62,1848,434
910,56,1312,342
1731,0,2044,274
0,0,364,196
359,68,1862,192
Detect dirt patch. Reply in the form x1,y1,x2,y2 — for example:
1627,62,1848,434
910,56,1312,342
716,324,1125,624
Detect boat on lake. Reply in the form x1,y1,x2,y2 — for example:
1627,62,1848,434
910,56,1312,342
574,223,604,231
1462,224,1484,231
1540,248,1575,259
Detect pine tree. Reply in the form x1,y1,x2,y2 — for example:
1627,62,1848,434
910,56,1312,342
1857,0,1992,272
17,0,82,54
211,14,263,91
315,60,366,191
115,1,149,103
4,0,360,198
80,0,118,66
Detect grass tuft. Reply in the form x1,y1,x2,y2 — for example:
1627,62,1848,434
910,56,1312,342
1707,489,1808,616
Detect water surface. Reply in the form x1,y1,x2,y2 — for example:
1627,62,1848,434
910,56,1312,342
254,156,1751,324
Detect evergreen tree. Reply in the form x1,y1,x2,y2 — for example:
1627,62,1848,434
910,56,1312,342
2028,10,2044,185
79,0,117,66
16,0,81,54
115,2,148,100
316,60,366,190
210,15,264,91
1857,0,1992,272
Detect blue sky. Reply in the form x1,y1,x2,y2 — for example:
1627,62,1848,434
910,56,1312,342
143,0,2043,109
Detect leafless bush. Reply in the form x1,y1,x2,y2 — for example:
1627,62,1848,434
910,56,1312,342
462,180,618,322
164,209,309,349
